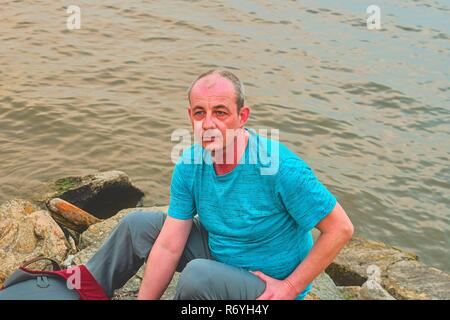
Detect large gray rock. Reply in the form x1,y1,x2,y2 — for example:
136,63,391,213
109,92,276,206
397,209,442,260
325,236,450,300
33,170,145,220
337,286,362,300
382,260,450,300
0,199,73,286
305,272,344,300
325,236,416,286
359,279,396,300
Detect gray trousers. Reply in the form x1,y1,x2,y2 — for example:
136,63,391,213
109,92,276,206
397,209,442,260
86,211,266,300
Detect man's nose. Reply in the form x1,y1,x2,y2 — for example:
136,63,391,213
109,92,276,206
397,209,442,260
202,113,216,129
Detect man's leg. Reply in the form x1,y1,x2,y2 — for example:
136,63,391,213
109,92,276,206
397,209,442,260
174,259,266,300
85,211,210,298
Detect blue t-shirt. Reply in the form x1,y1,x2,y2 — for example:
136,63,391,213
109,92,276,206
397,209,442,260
168,128,337,299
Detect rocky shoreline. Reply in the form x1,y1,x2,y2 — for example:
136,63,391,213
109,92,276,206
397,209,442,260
1,170,449,300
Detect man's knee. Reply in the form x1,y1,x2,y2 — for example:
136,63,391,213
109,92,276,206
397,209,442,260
175,259,213,299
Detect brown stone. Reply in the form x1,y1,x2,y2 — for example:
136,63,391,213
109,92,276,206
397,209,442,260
47,198,101,233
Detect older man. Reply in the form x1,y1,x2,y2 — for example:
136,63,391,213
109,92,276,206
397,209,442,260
86,70,354,300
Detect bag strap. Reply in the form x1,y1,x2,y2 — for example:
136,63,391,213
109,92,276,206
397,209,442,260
20,255,62,271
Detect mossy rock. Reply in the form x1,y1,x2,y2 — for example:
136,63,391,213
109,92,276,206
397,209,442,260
54,177,83,194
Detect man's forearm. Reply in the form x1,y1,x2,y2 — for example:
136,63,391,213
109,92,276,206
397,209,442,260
137,244,181,300
285,229,352,295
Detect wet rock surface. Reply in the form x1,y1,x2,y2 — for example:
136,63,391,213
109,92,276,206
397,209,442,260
35,171,145,220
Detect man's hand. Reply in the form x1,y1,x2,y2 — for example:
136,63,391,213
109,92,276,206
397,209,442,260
251,271,299,300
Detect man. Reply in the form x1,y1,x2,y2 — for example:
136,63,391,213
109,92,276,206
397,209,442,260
86,70,354,300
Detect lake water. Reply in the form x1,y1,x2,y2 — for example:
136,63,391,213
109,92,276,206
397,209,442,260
0,0,449,272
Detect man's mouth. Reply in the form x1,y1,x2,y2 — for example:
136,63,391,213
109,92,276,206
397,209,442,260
202,136,215,142
202,132,218,142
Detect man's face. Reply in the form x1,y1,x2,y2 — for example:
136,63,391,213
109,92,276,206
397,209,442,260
188,75,247,152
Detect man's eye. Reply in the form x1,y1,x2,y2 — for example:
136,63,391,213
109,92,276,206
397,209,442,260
194,111,205,116
216,111,226,116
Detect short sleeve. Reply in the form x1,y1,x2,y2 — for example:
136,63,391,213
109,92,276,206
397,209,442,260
276,158,337,233
168,161,196,220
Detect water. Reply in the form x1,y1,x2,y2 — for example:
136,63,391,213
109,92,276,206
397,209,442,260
0,0,449,272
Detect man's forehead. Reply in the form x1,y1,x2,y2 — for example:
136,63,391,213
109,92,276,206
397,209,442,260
190,75,236,101
190,95,234,105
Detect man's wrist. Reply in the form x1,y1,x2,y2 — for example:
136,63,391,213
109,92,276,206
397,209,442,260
284,278,301,296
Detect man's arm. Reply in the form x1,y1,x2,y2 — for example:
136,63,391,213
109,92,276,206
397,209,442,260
284,201,353,295
253,202,354,299
137,216,193,300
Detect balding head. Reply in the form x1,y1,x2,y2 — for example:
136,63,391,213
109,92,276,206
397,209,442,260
188,70,245,113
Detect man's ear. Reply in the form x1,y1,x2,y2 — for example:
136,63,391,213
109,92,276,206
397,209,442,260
187,107,192,121
239,105,250,127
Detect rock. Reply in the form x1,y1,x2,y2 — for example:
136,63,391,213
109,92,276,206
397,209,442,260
311,228,320,241
325,236,417,287
304,291,320,300
359,279,396,300
47,198,102,233
0,199,72,285
32,171,145,220
111,266,145,300
62,254,76,269
325,236,450,300
383,260,450,300
366,264,382,283
71,202,138,264
337,286,362,300
78,206,168,250
161,273,180,300
72,244,99,266
306,272,344,300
